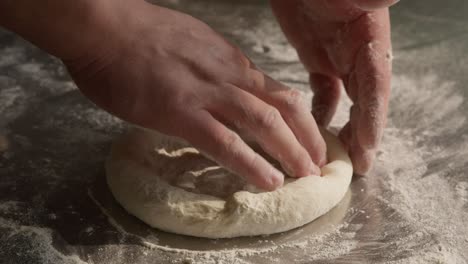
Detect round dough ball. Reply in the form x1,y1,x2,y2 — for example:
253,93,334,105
106,128,353,238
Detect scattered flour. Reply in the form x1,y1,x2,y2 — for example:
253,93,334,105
1,2,468,264
0,85,26,123
0,218,86,264
455,182,468,202
0,47,26,67
87,187,357,264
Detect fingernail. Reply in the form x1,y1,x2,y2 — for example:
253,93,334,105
283,165,294,177
318,156,328,168
270,169,284,188
310,163,321,176
351,147,376,175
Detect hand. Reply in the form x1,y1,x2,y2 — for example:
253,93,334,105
271,0,396,174
65,1,327,190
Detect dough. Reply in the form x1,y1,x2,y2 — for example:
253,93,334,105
106,128,353,238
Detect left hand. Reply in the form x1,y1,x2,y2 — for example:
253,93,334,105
271,0,396,174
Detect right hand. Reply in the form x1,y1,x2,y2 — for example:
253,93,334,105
65,0,326,190
271,0,395,174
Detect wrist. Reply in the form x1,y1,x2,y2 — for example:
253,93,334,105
63,0,154,75
55,0,133,62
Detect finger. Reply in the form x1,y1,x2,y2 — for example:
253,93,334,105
263,74,328,167
342,90,381,175
179,110,284,191
310,73,342,127
345,135,376,175
346,9,392,173
211,84,320,177
239,69,327,168
354,14,392,150
340,118,375,175
338,122,352,152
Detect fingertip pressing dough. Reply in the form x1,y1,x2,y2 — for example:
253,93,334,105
106,128,353,238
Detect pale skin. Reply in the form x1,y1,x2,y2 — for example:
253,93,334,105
0,0,396,190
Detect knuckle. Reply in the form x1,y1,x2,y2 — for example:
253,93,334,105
245,69,265,90
280,89,307,114
255,107,281,130
217,131,243,157
230,46,250,68
167,93,201,114
245,153,261,171
223,132,241,149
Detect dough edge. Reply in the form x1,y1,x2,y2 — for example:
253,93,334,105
106,129,353,238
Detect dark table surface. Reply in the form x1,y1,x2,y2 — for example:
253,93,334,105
1,0,468,263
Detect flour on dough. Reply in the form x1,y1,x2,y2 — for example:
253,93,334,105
106,128,353,238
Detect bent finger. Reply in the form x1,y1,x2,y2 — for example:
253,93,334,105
211,85,320,177
239,69,327,168
355,37,392,149
179,110,285,191
339,120,374,175
310,73,342,127
263,74,327,167
344,10,392,173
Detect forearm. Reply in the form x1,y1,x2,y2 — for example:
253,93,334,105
0,0,131,61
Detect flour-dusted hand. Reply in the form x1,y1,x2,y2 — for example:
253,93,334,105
57,1,328,190
271,0,397,174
